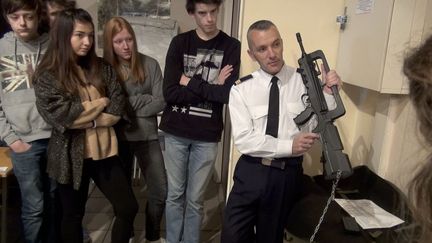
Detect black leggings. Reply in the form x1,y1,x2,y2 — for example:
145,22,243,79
57,156,138,243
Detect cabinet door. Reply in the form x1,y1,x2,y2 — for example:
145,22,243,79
381,0,429,94
336,0,394,92
337,0,430,94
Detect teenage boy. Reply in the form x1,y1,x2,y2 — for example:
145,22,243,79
0,0,56,242
44,0,76,27
159,0,240,242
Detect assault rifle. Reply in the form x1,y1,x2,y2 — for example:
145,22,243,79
294,33,352,180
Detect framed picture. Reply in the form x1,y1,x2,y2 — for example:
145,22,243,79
97,0,176,70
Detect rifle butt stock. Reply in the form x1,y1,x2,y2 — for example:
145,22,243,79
321,124,353,179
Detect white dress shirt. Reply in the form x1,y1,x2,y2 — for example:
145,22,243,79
229,64,336,159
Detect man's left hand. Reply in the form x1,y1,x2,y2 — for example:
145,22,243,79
322,66,342,94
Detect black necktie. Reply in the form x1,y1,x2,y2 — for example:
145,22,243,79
266,76,279,138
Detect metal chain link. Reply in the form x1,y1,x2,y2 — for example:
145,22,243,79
309,170,343,243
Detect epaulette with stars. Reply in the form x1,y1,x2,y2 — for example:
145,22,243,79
234,74,253,85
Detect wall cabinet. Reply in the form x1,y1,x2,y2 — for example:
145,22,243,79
336,0,432,94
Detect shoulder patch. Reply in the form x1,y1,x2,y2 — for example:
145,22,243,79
235,74,253,85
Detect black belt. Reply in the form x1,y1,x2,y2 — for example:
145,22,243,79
243,155,302,170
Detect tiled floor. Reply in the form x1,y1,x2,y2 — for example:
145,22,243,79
83,176,307,243
83,174,225,243
3,172,307,243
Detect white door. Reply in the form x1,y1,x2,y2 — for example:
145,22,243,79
336,0,394,92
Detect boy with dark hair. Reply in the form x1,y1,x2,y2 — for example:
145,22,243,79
43,0,76,27
0,14,11,38
185,0,222,13
159,0,240,242
0,0,56,242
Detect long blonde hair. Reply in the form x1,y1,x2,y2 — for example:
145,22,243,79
103,17,145,83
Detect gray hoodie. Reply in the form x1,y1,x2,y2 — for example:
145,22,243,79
0,31,52,145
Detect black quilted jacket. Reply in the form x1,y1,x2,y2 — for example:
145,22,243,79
34,59,125,190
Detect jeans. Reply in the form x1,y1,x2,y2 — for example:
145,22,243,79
163,133,218,243
10,138,57,243
118,140,167,241
57,156,138,243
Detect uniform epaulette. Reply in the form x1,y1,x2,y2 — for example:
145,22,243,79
235,74,253,85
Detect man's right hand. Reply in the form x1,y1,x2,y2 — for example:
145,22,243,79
9,140,32,153
292,132,320,155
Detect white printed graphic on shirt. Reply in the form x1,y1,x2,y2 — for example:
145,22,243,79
183,48,223,84
170,104,213,118
189,106,212,118
0,54,38,93
179,48,224,118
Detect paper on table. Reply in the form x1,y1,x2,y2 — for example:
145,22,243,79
335,199,405,229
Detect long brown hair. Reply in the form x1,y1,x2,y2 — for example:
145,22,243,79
403,35,432,243
33,8,105,95
103,17,145,83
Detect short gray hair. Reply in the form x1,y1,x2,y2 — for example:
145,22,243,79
247,20,276,49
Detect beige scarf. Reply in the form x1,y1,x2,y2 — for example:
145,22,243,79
76,69,118,160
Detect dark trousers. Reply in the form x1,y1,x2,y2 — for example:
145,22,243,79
221,155,303,243
118,140,167,241
57,156,138,243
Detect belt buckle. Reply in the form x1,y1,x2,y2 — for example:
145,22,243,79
278,160,286,170
261,158,285,170
261,158,272,166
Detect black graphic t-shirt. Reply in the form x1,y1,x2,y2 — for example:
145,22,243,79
159,30,241,142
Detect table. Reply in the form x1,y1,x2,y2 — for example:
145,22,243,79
0,147,12,243
286,166,414,242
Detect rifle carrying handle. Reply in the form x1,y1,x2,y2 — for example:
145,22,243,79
310,49,346,119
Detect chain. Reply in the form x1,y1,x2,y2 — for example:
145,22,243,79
309,170,343,243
